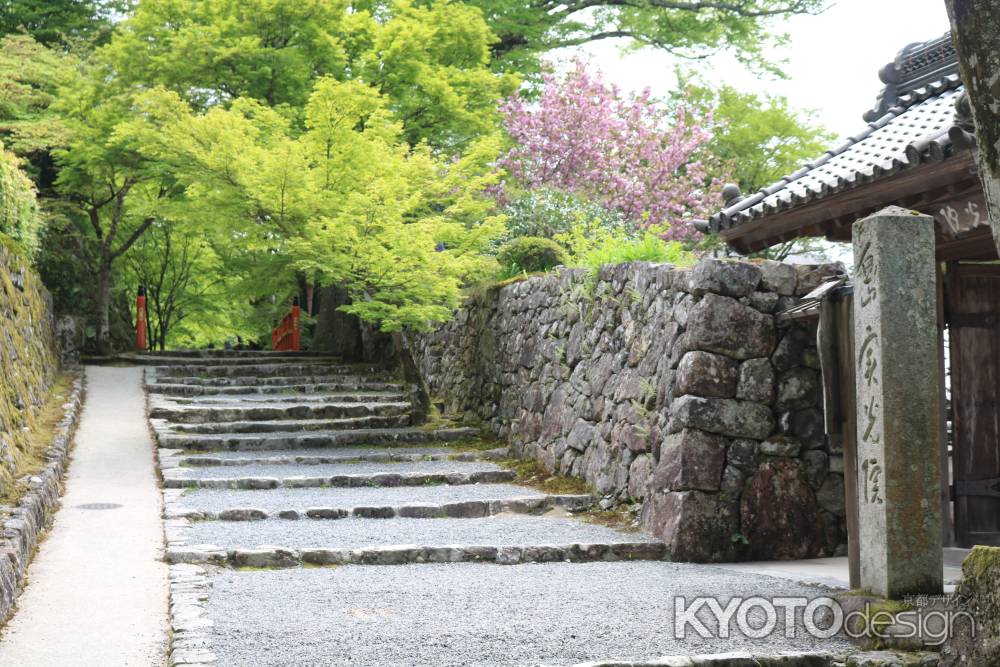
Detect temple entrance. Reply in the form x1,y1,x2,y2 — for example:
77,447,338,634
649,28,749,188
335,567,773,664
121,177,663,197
946,261,1000,547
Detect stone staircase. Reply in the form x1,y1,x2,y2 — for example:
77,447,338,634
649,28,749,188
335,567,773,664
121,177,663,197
143,351,854,666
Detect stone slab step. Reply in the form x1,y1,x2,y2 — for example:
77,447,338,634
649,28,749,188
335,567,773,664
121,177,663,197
167,541,666,567
154,364,380,379
155,426,482,451
163,483,564,515
149,400,413,424
168,515,653,553
149,373,396,388
164,460,502,481
128,354,342,366
164,391,407,405
164,494,593,521
162,469,515,489
188,563,854,666
147,381,403,397
161,415,411,434
168,445,507,465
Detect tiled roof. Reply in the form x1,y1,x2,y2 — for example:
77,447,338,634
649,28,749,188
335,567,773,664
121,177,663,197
706,34,973,236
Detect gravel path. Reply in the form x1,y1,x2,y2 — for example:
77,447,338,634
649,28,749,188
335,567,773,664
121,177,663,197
185,515,643,549
171,460,501,479
205,562,854,667
176,484,552,513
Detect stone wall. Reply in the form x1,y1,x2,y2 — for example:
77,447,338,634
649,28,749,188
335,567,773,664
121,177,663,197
415,258,849,562
0,235,59,494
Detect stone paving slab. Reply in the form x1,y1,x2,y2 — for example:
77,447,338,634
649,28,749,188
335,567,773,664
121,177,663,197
149,400,413,423
165,391,407,404
175,444,494,463
162,469,515,489
169,483,558,514
161,414,411,434
200,563,855,666
181,515,643,551
167,460,503,480
147,381,403,397
156,426,482,450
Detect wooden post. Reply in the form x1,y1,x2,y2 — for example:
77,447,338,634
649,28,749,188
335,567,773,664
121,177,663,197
136,285,148,353
291,296,301,352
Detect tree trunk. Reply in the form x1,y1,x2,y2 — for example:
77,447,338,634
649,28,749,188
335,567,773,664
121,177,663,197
310,285,364,359
95,258,113,354
393,331,431,426
945,0,1000,257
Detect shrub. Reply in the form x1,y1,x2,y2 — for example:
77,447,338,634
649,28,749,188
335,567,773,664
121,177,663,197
498,187,630,245
497,236,568,273
0,145,42,259
577,233,693,272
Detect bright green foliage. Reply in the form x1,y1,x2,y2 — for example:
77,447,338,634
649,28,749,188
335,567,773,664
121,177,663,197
0,0,128,47
570,233,695,283
679,81,834,194
0,36,74,163
0,142,42,257
140,76,505,334
498,186,630,246
457,0,826,77
102,0,517,151
497,236,568,273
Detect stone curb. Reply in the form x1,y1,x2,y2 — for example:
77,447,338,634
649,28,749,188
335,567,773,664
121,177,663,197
164,541,668,567
163,494,594,521
167,563,217,666
0,374,86,626
171,448,508,466
544,651,838,667
153,426,483,451
160,469,517,489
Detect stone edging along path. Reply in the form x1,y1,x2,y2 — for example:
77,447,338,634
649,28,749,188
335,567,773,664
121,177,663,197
0,374,85,627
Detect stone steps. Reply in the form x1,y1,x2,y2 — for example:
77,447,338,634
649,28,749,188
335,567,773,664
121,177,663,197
153,363,381,379
154,426,483,451
163,494,593,521
165,541,667,568
169,446,506,465
161,415,411,434
147,380,402,397
161,469,516,489
148,400,413,424
163,391,408,405
129,354,342,366
149,373,395,387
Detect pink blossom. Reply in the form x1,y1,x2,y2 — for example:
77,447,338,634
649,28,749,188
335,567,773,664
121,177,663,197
499,60,726,241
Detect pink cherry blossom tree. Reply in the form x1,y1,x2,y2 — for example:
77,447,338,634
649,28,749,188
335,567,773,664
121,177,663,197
499,60,725,242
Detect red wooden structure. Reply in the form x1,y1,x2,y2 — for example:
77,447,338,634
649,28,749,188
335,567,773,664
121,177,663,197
271,297,301,351
136,286,148,352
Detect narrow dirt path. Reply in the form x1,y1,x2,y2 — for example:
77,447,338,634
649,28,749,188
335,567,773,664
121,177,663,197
0,366,169,666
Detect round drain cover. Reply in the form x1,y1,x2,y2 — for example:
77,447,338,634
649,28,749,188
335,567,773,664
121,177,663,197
76,502,123,510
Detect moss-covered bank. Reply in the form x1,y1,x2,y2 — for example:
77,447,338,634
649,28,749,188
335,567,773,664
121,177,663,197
0,234,58,496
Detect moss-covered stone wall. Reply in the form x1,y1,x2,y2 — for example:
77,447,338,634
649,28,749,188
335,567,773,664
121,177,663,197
0,234,58,495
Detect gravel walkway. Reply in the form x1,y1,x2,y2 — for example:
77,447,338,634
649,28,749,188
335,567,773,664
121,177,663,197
174,484,562,514
205,563,854,667
184,515,646,549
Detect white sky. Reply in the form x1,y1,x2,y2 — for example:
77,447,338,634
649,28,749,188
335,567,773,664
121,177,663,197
562,0,951,141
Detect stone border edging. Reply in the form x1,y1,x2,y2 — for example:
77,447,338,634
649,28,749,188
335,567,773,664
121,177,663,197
0,374,85,627
161,469,517,489
167,563,216,666
547,651,837,667
163,493,594,521
164,540,667,567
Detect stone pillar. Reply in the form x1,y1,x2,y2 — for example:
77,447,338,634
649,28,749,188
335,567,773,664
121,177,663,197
852,206,943,598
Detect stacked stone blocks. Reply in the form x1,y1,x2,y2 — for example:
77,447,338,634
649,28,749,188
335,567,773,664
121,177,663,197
416,257,848,562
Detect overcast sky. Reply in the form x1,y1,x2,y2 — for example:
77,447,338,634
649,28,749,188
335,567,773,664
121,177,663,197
563,0,951,141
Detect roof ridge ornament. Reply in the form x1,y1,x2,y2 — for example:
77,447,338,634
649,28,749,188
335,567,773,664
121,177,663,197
863,33,958,123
